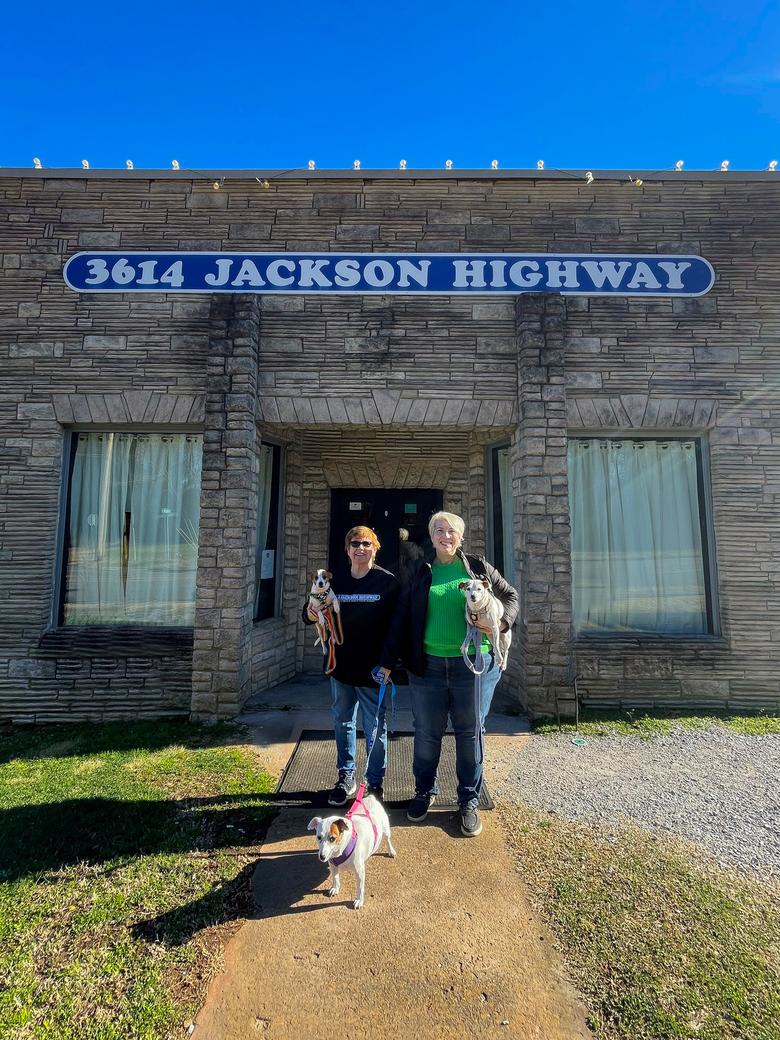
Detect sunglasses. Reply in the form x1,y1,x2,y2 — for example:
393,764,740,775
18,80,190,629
349,540,373,549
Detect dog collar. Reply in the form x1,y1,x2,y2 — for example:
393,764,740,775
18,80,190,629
331,827,358,866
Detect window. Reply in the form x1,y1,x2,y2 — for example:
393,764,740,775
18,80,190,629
60,432,203,626
568,437,713,636
254,441,283,622
489,444,515,585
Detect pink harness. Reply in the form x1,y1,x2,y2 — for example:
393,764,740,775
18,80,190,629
331,782,378,865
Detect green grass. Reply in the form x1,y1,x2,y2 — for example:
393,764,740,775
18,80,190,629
0,721,275,1040
500,805,780,1040
532,707,780,739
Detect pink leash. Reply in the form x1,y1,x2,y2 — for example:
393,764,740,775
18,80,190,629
343,676,392,849
345,783,379,847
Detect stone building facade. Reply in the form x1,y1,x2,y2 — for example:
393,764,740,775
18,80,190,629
1,168,779,722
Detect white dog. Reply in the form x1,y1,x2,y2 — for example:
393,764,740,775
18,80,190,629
307,794,396,910
307,569,343,672
459,577,512,670
307,569,340,631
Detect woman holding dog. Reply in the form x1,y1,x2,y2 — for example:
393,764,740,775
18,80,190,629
384,511,518,838
303,526,400,807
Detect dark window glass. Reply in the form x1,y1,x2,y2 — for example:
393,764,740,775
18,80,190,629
254,442,282,622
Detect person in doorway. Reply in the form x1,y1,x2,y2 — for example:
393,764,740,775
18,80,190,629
303,526,400,806
397,526,424,587
385,511,518,837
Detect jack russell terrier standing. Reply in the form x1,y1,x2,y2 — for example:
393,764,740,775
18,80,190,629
459,577,512,670
307,794,396,910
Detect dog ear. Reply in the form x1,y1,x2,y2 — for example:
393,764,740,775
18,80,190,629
334,818,349,835
481,579,491,589
324,571,333,581
307,816,322,832
458,581,469,590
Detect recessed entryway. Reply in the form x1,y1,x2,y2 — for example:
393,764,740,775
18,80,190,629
328,488,443,578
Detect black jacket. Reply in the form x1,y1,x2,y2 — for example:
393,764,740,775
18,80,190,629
386,549,519,677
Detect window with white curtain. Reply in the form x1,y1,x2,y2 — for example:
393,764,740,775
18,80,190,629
60,432,203,626
489,444,515,585
568,438,713,636
254,441,282,622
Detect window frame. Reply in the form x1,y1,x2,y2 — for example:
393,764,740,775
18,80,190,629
52,426,204,630
486,441,514,583
568,432,720,640
253,435,286,624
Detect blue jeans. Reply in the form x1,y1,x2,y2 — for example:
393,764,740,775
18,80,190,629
409,654,502,807
330,679,388,787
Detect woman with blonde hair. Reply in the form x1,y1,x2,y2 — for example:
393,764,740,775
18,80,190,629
303,525,400,805
385,511,518,837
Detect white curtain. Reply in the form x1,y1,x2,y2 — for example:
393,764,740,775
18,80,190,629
64,433,202,626
126,435,202,624
65,433,133,624
496,445,515,584
568,439,708,634
254,444,274,618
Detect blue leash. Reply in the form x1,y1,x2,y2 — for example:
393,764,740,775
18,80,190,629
459,626,486,767
360,669,396,783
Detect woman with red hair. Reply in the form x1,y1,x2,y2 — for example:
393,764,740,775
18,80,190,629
303,525,400,805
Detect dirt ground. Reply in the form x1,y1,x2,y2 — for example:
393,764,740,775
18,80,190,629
194,793,594,1039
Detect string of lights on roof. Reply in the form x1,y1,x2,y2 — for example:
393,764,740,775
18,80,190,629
24,156,780,191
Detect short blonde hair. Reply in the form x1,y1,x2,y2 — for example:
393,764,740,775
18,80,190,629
428,511,465,539
344,525,381,552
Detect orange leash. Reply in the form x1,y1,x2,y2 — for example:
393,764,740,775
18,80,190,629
322,605,343,675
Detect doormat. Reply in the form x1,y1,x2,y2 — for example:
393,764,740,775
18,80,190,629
275,730,494,810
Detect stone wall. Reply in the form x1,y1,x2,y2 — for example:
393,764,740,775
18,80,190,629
2,171,780,718
513,295,573,716
191,296,261,718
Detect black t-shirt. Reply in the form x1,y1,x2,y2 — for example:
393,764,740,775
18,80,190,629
303,565,400,687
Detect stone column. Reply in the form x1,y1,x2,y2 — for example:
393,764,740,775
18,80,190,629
191,296,260,718
512,295,574,715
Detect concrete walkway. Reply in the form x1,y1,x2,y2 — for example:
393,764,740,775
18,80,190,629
193,678,593,1040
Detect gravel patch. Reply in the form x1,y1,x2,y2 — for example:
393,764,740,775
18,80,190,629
498,725,780,879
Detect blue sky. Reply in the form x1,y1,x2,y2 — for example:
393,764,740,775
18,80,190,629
4,1,779,172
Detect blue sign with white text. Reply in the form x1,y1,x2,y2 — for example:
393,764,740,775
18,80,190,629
63,252,715,296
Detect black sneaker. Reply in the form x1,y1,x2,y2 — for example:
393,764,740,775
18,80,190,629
327,772,357,806
406,792,435,822
366,782,384,800
460,804,482,837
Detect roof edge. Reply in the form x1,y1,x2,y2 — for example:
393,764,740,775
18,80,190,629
1,167,779,183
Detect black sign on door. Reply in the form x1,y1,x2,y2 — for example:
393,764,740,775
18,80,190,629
328,489,443,583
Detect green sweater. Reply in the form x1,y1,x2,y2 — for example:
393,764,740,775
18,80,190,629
423,558,490,657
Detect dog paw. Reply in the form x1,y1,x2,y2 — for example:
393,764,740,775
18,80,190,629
327,886,339,897
353,898,363,910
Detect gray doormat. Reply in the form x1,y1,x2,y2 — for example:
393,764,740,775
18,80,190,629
275,730,494,810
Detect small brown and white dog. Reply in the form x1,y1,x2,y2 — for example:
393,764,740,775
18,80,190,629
307,569,342,655
307,795,396,910
459,578,512,670
308,569,340,626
